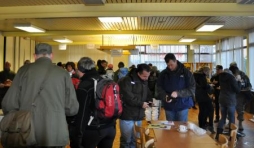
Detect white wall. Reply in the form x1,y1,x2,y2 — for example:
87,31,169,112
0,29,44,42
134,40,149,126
52,45,129,70
5,37,36,72
0,35,4,70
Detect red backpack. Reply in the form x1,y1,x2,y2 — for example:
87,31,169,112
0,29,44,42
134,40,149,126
92,78,122,120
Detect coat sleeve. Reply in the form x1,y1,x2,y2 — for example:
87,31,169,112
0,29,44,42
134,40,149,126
177,70,196,98
156,71,167,101
118,77,143,107
65,73,79,116
2,69,21,114
231,76,241,93
75,87,91,129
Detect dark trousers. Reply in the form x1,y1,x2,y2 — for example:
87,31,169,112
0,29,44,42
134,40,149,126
214,90,220,120
198,101,214,128
29,146,65,148
236,93,248,121
70,126,116,148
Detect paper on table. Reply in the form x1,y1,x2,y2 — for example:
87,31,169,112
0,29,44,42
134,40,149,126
148,124,171,130
159,121,174,125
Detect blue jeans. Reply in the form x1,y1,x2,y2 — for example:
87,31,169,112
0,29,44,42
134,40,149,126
119,120,142,148
165,109,188,122
218,105,236,129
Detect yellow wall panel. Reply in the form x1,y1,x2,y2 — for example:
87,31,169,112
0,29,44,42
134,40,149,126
0,35,4,70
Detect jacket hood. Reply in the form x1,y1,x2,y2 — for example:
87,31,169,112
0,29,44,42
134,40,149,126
219,72,234,82
80,68,100,81
119,67,129,74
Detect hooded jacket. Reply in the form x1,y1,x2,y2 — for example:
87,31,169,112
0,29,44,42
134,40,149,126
219,72,241,106
157,61,195,111
193,71,213,103
118,69,152,120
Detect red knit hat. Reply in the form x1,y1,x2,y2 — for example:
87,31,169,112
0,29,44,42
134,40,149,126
108,64,113,69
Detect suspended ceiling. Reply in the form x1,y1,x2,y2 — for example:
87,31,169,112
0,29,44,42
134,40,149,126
0,0,254,45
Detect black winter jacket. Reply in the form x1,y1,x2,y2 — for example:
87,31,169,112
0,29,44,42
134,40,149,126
118,69,152,120
219,72,241,106
193,72,213,103
74,68,115,132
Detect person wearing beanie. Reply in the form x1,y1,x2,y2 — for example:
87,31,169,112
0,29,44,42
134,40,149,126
106,64,114,80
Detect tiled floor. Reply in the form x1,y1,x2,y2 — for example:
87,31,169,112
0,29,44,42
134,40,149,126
113,106,254,148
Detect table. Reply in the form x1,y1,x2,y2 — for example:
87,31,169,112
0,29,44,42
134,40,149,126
152,121,219,148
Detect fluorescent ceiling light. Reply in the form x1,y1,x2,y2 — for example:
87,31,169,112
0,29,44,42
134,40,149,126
53,38,73,43
196,23,224,32
98,17,123,22
14,24,45,33
179,38,196,43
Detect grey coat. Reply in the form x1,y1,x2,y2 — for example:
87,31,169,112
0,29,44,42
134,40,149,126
219,72,241,106
2,57,79,146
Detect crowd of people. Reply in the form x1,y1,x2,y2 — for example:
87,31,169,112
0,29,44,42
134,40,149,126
0,42,252,148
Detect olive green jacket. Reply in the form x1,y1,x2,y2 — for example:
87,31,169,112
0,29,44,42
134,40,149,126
2,57,79,146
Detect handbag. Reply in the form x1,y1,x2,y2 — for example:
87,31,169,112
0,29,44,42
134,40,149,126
0,65,51,147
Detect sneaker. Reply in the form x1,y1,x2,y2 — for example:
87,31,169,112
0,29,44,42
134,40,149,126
237,132,246,137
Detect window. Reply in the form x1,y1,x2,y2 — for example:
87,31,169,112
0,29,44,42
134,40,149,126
249,31,254,89
216,36,244,70
130,45,188,71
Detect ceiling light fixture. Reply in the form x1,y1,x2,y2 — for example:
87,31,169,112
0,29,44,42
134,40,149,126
179,38,196,43
196,23,224,32
14,24,45,33
98,17,123,23
53,38,73,43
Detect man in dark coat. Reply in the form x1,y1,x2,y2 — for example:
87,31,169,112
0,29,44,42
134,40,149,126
118,64,152,148
194,66,215,133
210,65,223,123
215,68,241,140
70,57,116,148
229,62,252,137
0,62,15,109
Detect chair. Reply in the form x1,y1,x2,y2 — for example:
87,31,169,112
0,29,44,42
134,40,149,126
134,122,145,148
144,128,154,142
218,134,228,148
229,123,238,148
144,138,155,148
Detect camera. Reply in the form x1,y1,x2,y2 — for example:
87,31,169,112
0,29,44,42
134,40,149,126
166,96,175,102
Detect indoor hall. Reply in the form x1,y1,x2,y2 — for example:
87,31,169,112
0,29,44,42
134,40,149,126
0,0,254,148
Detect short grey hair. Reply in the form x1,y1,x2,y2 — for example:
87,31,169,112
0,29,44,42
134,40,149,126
77,57,95,73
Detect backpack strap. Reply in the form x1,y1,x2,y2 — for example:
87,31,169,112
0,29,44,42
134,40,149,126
91,78,101,128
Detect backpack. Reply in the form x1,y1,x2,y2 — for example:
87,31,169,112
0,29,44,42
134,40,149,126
92,78,122,120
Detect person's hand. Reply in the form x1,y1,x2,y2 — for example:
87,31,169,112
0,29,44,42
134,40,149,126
0,83,4,88
142,102,150,109
165,95,172,103
209,83,215,87
171,91,178,98
212,80,218,84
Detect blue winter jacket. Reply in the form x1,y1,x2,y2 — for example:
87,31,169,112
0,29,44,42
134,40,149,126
157,61,195,111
